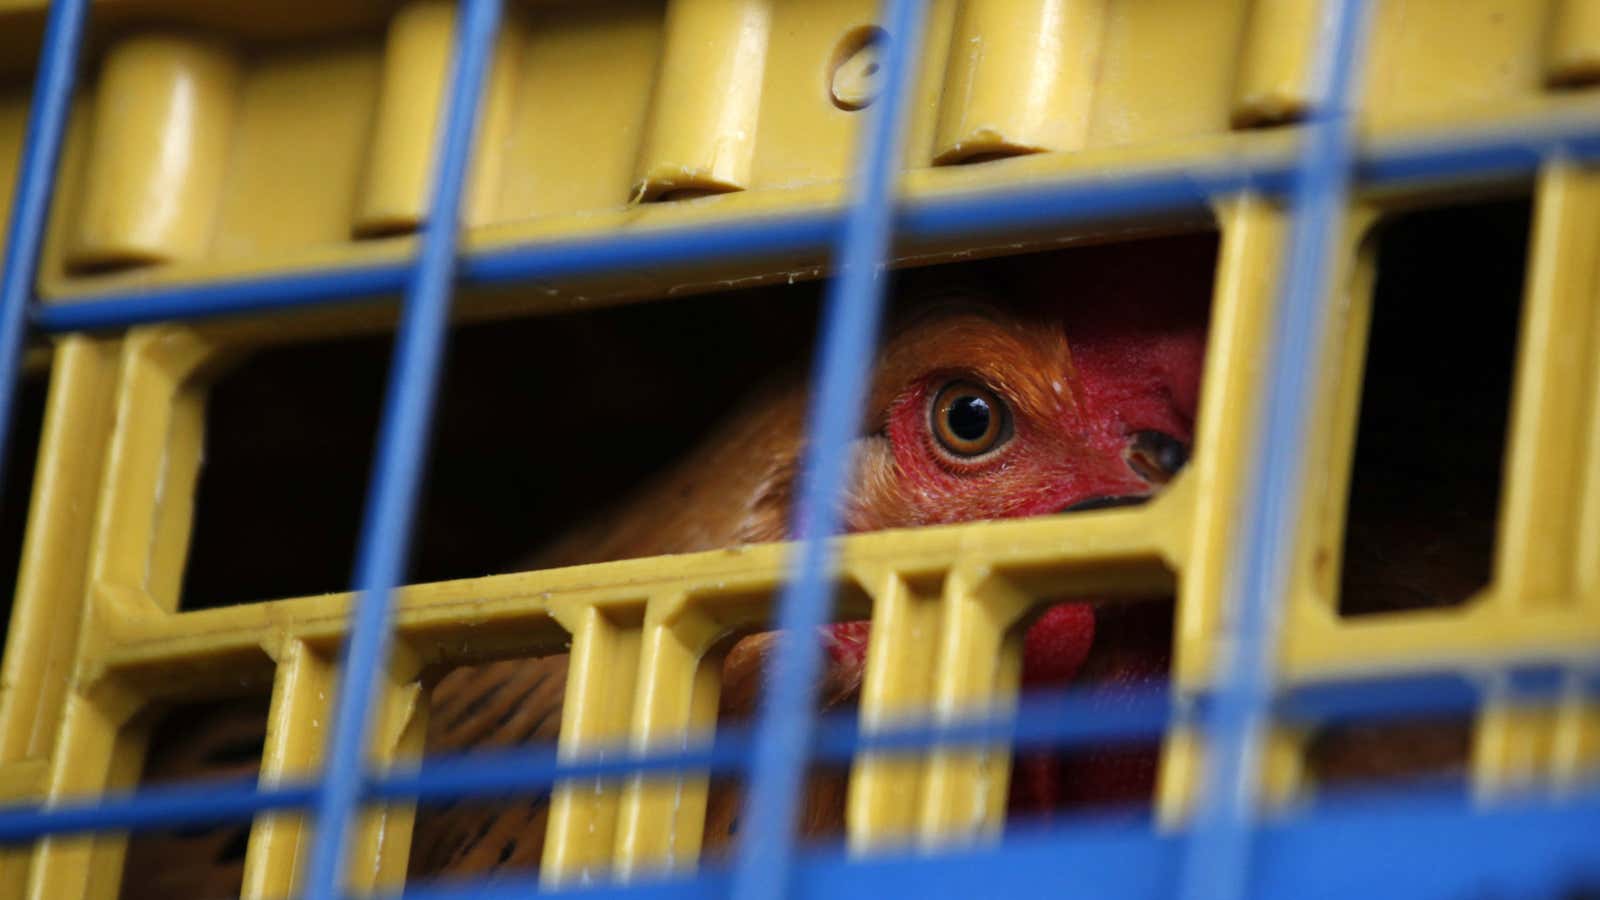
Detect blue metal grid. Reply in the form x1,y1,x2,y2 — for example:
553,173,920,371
0,0,1597,898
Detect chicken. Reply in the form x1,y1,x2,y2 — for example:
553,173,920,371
120,244,1211,897
411,261,1206,878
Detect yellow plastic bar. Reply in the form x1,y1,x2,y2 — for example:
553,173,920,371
632,0,770,201
610,596,727,878
931,0,1106,165
354,0,450,235
87,329,224,616
916,566,1031,845
1231,0,1321,127
1472,675,1558,800
542,603,644,885
1495,163,1600,608
353,0,522,235
0,339,117,900
1171,197,1288,692
343,650,429,895
0,338,117,765
239,640,336,900
1156,197,1288,823
847,568,943,852
68,33,240,269
1550,681,1600,793
26,684,150,900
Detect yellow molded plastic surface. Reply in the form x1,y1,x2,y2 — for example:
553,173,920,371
633,0,769,200
70,32,240,269
932,0,1106,163
0,1,1597,898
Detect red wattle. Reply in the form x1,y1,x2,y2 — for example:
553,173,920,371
1021,602,1096,687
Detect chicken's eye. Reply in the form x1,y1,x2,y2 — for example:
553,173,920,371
930,381,1012,458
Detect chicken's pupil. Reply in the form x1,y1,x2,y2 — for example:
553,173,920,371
947,395,991,441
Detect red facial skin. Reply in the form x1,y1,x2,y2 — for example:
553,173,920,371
824,277,1208,815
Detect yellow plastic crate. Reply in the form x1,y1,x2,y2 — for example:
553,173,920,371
0,0,1596,897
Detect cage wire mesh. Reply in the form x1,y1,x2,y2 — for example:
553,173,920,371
0,0,1597,898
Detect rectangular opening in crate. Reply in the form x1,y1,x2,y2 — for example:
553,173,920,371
179,281,821,609
179,232,1216,609
1337,197,1530,616
1304,713,1473,797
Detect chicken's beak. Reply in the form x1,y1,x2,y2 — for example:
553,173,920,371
1058,431,1190,515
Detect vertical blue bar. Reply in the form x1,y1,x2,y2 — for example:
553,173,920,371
1177,2,1374,900
0,0,88,496
729,2,927,900
300,0,502,897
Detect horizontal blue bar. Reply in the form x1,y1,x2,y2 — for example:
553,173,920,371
0,667,1567,845
30,112,1600,335
32,261,410,331
379,789,1600,900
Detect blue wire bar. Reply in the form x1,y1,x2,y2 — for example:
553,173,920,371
300,0,504,897
0,0,88,487
1177,2,1376,900
729,2,928,899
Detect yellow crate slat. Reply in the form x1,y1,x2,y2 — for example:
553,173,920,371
1550,686,1600,792
240,640,337,900
610,595,729,878
542,604,644,885
1491,163,1600,609
1170,196,1290,692
89,497,1175,675
847,568,944,852
27,685,150,900
1473,679,1562,800
0,338,119,765
915,566,1032,845
343,652,429,895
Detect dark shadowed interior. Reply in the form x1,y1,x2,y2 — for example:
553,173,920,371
1338,197,1530,616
